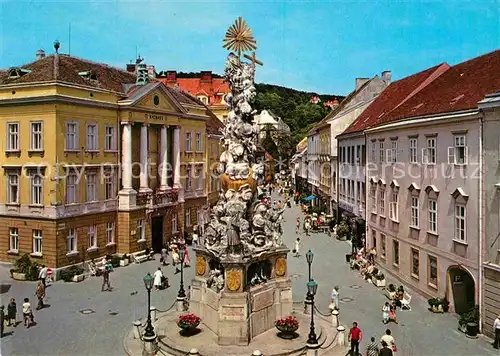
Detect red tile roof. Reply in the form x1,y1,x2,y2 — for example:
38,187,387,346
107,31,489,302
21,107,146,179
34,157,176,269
379,50,500,124
0,54,137,93
340,63,450,135
158,77,230,105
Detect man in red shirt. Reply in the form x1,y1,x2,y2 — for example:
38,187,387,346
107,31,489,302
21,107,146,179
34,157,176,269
348,321,363,356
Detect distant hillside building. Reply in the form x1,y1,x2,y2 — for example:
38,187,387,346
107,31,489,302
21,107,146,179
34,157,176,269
156,71,230,122
253,110,290,140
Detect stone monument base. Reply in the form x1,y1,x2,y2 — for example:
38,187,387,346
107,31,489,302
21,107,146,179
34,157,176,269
190,247,292,345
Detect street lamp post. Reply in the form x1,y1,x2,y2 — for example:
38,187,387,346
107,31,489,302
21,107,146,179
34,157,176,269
178,247,186,299
307,279,318,345
305,249,314,301
143,273,155,337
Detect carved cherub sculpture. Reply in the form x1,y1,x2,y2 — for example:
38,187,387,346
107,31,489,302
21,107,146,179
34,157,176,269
207,268,224,293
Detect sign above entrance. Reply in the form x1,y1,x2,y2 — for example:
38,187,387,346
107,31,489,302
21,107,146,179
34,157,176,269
148,114,165,121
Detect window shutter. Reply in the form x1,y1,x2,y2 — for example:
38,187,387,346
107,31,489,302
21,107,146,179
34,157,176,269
447,147,455,164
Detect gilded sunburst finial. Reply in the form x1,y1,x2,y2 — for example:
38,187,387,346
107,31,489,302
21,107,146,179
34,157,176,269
223,17,257,57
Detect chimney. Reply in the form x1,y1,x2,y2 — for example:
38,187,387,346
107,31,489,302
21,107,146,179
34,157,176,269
382,71,392,85
201,71,212,81
36,49,46,60
355,78,370,90
126,63,136,73
167,70,177,82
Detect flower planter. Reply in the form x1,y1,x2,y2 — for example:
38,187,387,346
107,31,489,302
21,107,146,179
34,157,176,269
119,259,129,267
373,278,386,287
12,272,26,281
71,274,85,283
276,324,299,339
466,322,479,338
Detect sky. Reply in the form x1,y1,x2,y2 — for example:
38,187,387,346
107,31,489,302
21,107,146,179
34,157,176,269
0,0,499,95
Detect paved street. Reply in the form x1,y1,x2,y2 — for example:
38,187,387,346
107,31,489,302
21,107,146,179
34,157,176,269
0,197,497,356
0,257,194,356
282,200,497,356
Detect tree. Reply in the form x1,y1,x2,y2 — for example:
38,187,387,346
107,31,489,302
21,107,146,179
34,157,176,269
261,124,279,159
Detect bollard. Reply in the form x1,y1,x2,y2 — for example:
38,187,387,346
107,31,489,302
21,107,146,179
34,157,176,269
331,309,339,328
252,351,262,356
133,320,141,339
337,325,346,347
150,306,157,321
189,349,200,355
176,297,186,312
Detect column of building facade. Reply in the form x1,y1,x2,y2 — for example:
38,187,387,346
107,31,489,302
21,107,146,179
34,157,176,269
139,123,151,192
159,125,170,190
119,122,137,209
354,146,359,209
173,126,181,188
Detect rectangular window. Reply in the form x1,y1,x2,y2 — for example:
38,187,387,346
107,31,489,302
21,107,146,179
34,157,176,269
104,126,117,151
454,204,466,242
371,141,376,162
67,228,77,253
380,234,386,259
185,132,192,152
106,222,115,245
378,189,385,216
136,219,145,241
186,166,193,190
196,166,203,190
393,240,399,266
389,191,398,221
195,132,202,151
7,171,19,204
185,209,191,227
30,173,43,205
172,215,178,233
86,173,97,202
428,199,437,233
428,255,438,287
65,122,78,150
88,225,97,248
9,227,19,252
389,140,397,163
409,138,418,163
104,172,115,200
379,141,385,163
6,122,19,151
411,197,419,227
86,123,98,151
30,121,43,151
423,137,436,164
411,248,419,277
371,230,376,250
448,135,468,165
66,173,78,204
371,185,377,213
33,230,42,254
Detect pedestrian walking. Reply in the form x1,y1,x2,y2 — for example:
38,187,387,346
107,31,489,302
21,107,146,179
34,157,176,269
293,238,301,257
7,298,17,327
22,298,33,328
493,314,500,349
38,265,48,287
365,336,379,356
183,245,191,267
35,281,45,310
304,219,311,236
380,329,396,353
296,217,301,234
172,245,181,274
161,244,169,266
330,286,340,311
153,267,163,291
101,265,112,291
192,229,199,249
379,341,393,356
348,321,363,356
382,302,390,324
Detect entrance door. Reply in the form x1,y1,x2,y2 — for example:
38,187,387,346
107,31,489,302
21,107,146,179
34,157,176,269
151,216,163,253
449,268,475,314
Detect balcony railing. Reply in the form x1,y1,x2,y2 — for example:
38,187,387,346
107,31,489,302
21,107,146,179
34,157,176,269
136,189,179,208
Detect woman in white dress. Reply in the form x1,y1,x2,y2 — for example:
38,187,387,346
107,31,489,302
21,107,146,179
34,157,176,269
153,267,163,291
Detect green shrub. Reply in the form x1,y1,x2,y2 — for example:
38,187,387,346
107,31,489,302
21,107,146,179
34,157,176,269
13,254,40,281
459,305,479,326
60,265,85,282
336,222,349,239
110,255,121,268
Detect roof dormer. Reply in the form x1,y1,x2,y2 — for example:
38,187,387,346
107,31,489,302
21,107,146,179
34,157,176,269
8,67,32,79
78,70,98,81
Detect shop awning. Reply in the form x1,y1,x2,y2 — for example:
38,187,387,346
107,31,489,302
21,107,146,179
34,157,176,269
303,195,317,202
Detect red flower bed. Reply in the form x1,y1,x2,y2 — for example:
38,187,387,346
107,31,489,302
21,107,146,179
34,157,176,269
176,313,201,329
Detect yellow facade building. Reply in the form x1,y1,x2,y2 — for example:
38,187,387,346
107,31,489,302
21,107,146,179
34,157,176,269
0,51,221,273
